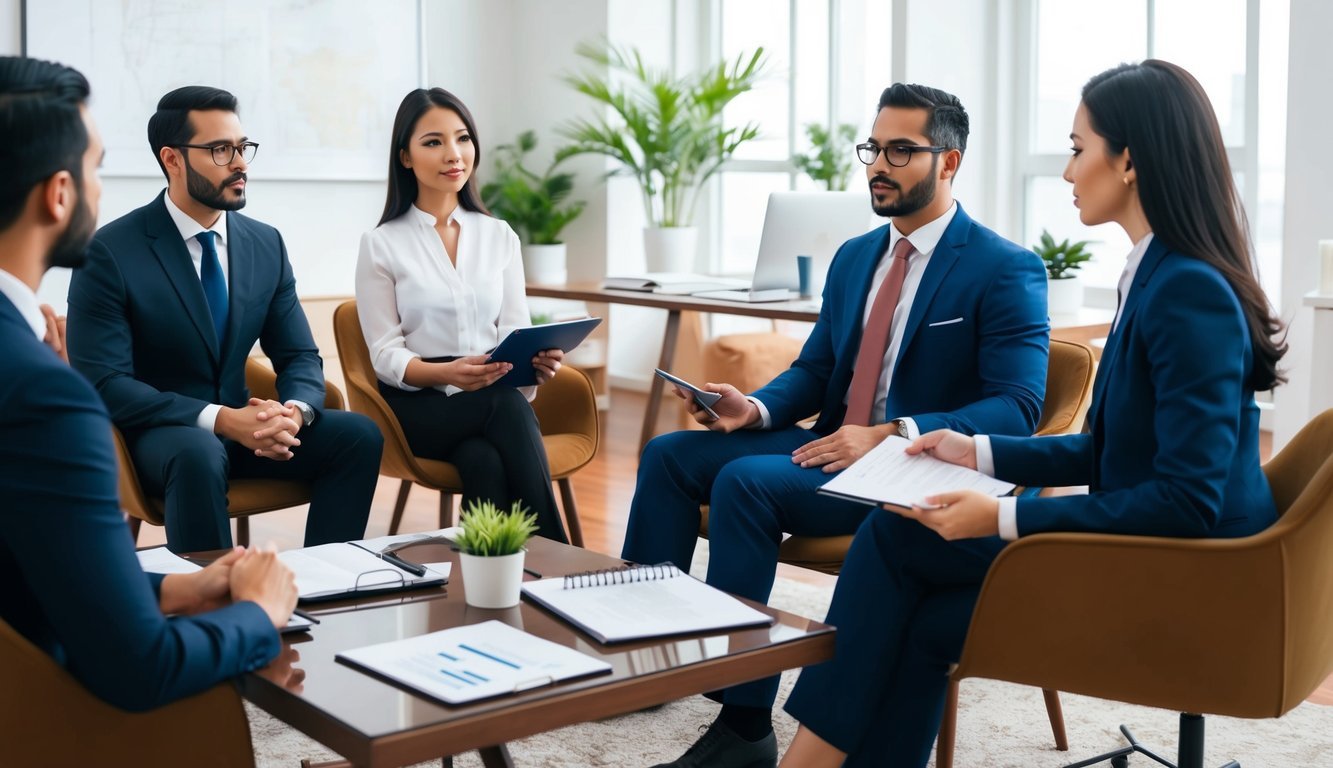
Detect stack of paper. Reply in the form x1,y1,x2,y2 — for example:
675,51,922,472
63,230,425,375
817,435,1016,507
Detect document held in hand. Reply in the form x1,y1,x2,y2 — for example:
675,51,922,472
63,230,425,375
521,564,774,644
817,435,1016,508
336,620,612,705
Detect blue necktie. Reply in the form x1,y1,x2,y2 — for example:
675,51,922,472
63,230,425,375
196,230,228,345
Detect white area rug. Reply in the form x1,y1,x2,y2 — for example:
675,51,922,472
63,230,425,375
251,543,1333,767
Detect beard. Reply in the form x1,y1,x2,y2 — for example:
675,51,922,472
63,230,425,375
869,157,939,218
186,160,247,211
45,189,96,270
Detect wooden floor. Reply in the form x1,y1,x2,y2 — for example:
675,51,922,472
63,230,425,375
130,387,1329,705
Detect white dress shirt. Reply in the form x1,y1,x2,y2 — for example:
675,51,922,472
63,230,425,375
162,194,311,430
356,204,534,399
748,202,958,438
980,231,1155,540
0,267,46,340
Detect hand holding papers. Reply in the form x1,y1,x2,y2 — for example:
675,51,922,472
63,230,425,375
337,620,611,705
817,435,1015,509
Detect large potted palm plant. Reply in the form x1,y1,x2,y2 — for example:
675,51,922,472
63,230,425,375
481,131,586,285
560,41,767,273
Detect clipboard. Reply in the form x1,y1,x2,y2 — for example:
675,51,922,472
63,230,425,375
487,317,603,387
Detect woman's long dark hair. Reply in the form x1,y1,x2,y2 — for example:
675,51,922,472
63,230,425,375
379,87,490,226
1082,60,1286,391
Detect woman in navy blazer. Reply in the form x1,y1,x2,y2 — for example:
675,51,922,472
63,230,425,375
778,61,1286,766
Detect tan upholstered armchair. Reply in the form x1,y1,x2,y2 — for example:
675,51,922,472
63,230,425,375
114,358,345,547
0,617,255,767
944,409,1333,768
332,300,598,545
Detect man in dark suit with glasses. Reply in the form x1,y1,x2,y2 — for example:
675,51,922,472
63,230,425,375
68,86,383,553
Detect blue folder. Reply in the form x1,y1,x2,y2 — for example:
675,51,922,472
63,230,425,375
488,317,603,387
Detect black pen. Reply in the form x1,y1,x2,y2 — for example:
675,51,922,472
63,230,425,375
523,567,543,578
381,551,427,577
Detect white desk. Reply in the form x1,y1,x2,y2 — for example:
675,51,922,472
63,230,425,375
1304,292,1333,416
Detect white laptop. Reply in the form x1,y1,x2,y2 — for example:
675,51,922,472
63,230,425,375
693,191,877,303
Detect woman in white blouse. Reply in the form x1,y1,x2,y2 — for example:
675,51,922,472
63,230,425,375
356,88,567,542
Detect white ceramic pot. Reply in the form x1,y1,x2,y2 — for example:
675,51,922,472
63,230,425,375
458,550,526,609
642,226,698,273
522,243,567,285
1046,276,1083,317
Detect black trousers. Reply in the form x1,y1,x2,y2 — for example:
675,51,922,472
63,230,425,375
130,410,384,553
379,381,567,543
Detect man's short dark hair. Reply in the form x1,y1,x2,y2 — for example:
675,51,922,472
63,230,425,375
877,83,969,154
147,86,239,180
0,57,90,232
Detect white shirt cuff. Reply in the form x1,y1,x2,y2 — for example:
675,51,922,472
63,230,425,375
744,396,771,429
284,399,313,426
997,496,1019,541
974,434,996,477
896,417,920,440
197,403,222,432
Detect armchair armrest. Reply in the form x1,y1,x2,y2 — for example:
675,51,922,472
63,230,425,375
532,364,598,442
955,531,1288,719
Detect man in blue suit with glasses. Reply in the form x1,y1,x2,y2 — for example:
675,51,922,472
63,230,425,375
628,84,1051,768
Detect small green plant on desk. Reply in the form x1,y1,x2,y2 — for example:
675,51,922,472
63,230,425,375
1034,229,1094,280
455,500,539,557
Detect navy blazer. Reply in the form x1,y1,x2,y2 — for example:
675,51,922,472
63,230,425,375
0,294,277,711
68,191,324,433
752,203,1050,438
991,238,1276,538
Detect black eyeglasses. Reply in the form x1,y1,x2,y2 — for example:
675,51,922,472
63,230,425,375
855,142,947,167
171,142,259,166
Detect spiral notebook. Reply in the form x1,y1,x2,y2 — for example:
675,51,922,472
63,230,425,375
521,564,774,644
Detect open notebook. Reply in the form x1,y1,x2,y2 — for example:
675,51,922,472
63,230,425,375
278,541,447,603
521,564,773,644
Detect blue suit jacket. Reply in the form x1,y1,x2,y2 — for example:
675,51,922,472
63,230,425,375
752,203,1049,437
67,191,324,433
991,238,1276,538
0,294,277,711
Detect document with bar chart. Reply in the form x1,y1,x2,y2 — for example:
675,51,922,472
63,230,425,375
336,620,612,704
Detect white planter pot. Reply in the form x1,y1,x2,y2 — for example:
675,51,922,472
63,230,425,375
522,243,567,285
1047,276,1083,317
643,226,698,273
458,550,526,609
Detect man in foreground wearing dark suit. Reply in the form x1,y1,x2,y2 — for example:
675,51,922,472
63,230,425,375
68,86,383,553
626,84,1051,768
0,55,296,712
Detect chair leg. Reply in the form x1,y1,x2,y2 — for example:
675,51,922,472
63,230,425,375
236,517,249,547
390,480,411,535
1044,688,1069,751
477,744,514,768
557,478,585,548
440,493,454,528
125,514,142,544
936,678,959,768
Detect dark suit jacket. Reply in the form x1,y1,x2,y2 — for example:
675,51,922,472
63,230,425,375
751,203,1050,437
991,238,1276,538
67,191,324,433
0,294,277,711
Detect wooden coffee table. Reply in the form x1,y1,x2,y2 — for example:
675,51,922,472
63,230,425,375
235,537,835,768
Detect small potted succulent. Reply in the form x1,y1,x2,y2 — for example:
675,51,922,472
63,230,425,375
454,500,540,609
1034,229,1094,316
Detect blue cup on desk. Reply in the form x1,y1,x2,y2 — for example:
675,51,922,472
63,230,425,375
796,254,813,298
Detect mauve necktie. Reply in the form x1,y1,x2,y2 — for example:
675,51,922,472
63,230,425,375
843,236,913,426
196,230,228,345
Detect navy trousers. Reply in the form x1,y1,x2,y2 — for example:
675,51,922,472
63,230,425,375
621,427,875,707
784,510,1005,767
130,410,383,553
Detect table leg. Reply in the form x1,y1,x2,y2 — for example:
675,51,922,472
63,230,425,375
478,744,514,767
639,308,682,453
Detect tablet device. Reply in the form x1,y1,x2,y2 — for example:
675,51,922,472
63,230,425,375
654,368,722,420
487,317,603,387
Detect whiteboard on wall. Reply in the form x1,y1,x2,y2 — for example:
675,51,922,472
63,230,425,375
23,0,423,180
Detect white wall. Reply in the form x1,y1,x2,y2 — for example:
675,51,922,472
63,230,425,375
1274,0,1333,447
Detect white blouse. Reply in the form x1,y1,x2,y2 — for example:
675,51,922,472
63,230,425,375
355,204,533,397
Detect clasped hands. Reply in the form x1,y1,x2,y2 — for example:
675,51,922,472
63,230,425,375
217,397,304,460
158,544,299,631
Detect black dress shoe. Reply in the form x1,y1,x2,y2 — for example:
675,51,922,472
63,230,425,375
648,720,777,768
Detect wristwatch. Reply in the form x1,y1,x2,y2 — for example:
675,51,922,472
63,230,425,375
292,401,317,428
891,419,910,438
